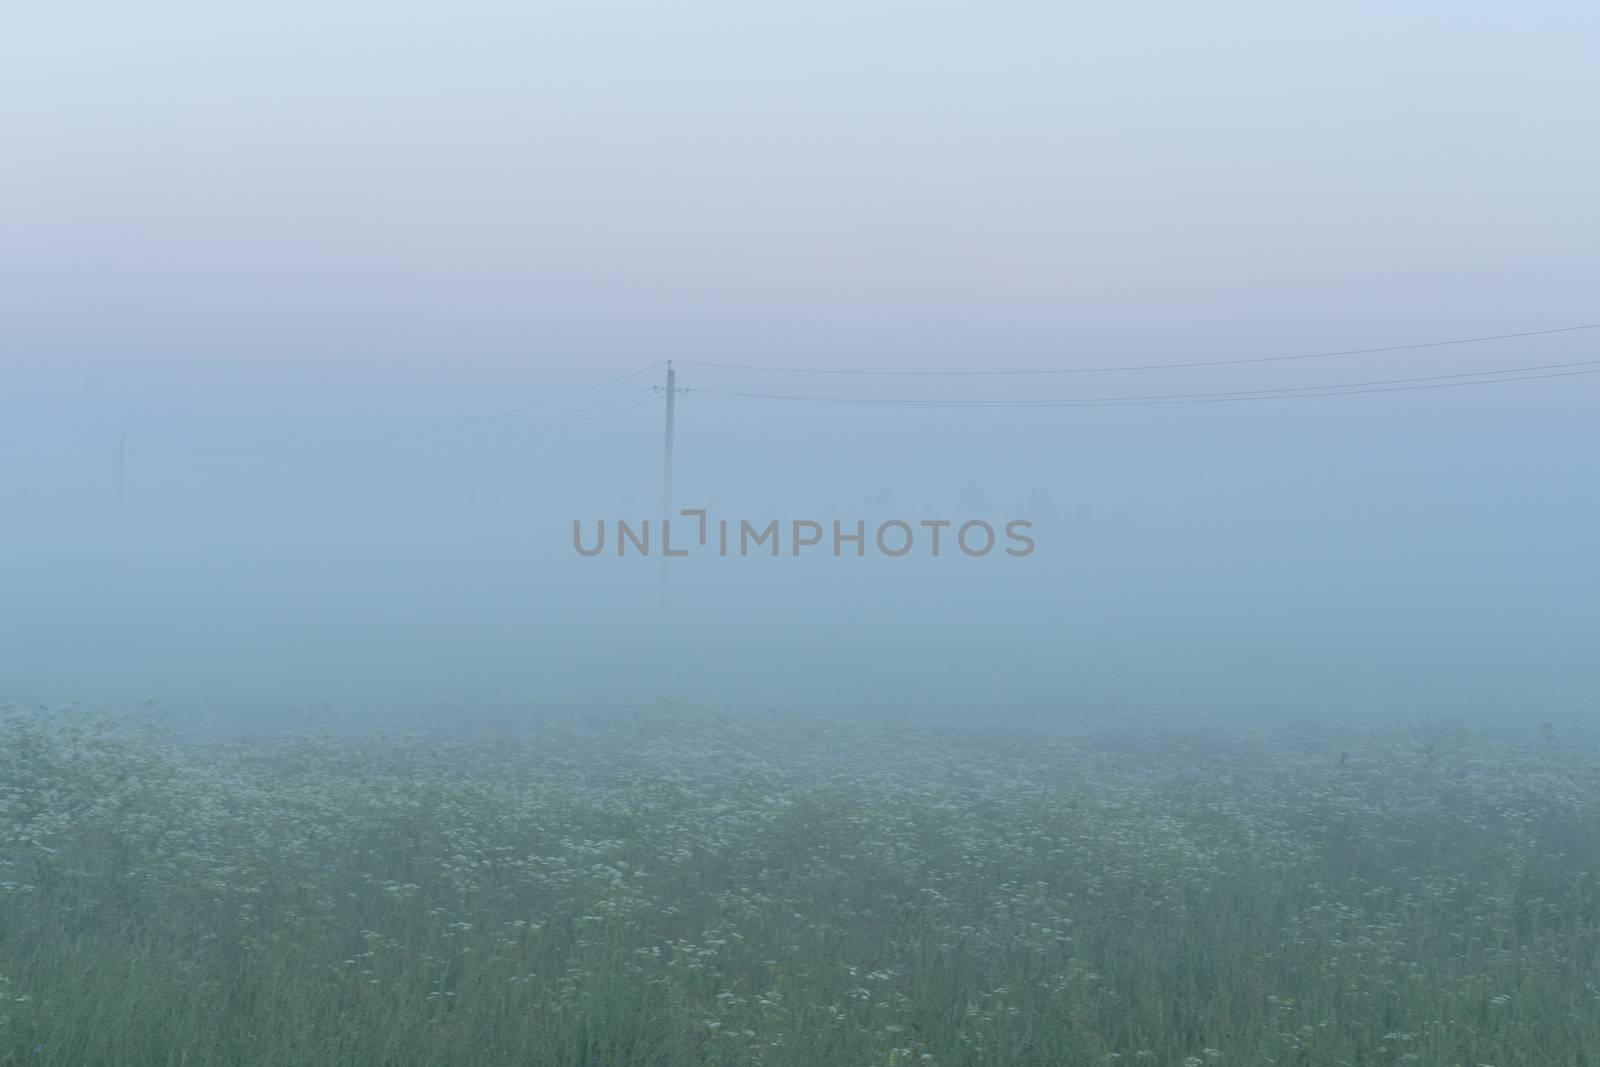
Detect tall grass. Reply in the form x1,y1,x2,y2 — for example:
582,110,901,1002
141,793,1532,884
2,704,1597,1064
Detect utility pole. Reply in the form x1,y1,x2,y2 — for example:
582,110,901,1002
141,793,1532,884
661,362,676,520
658,363,681,609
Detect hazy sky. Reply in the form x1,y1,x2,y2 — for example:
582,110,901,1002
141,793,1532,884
2,3,1597,725
5,2,1598,370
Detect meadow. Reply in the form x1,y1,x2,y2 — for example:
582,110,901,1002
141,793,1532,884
2,703,1597,1065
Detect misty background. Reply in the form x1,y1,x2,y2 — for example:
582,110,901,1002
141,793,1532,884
2,2,1596,731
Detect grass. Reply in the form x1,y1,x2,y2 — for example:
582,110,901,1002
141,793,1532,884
2,703,1598,1065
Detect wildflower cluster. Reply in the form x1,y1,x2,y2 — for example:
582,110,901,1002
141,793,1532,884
2,704,1598,1064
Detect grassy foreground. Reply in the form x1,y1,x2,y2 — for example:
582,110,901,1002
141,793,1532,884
2,705,1598,1065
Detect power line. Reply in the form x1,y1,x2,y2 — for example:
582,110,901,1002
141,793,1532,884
677,322,1600,376
692,356,1600,409
1117,366,1600,406
178,320,1600,462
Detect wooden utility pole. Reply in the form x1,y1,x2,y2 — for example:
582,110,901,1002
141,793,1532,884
658,363,682,609
661,362,676,520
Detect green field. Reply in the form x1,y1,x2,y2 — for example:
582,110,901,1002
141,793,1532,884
2,705,1597,1065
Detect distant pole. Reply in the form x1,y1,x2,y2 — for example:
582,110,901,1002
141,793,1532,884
116,436,128,497
661,362,676,519
659,363,677,608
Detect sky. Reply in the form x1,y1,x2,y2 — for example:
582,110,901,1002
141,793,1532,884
1,2,1597,728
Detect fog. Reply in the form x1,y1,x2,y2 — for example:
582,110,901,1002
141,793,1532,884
5,4,1598,735
5,4,1596,735
3,340,1595,731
